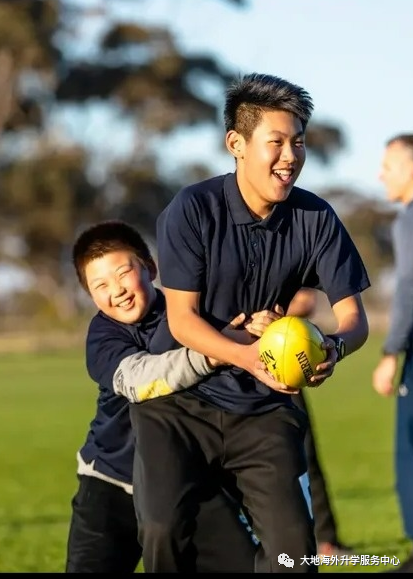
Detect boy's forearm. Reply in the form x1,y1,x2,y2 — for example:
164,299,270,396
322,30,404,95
113,348,212,403
333,317,369,357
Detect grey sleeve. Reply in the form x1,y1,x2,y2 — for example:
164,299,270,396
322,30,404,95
383,209,413,355
113,348,212,403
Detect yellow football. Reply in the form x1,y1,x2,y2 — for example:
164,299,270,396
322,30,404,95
258,316,327,389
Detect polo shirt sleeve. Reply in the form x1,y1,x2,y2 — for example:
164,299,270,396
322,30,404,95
308,208,371,306
383,211,413,355
86,314,139,390
156,190,205,291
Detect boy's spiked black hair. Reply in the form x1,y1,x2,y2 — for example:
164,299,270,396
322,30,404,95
224,72,314,140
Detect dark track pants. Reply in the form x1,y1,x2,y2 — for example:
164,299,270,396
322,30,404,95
396,355,413,540
65,474,257,573
131,392,317,573
65,476,141,573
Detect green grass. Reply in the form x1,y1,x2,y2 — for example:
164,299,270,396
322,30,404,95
0,335,410,572
304,333,410,572
0,350,96,573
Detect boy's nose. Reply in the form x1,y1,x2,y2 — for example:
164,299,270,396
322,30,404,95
112,281,125,296
280,144,296,162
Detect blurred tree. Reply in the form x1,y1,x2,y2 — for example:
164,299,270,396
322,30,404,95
0,0,235,320
0,48,14,130
0,0,389,325
322,187,396,305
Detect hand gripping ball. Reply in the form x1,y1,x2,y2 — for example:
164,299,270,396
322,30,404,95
259,316,326,389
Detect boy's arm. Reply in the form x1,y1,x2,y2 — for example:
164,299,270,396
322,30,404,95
113,347,212,403
87,313,247,404
162,287,290,392
114,312,248,403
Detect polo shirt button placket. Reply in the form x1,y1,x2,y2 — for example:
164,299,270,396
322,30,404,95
250,230,258,275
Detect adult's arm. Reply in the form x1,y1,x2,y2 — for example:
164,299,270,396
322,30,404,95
382,212,413,356
373,210,413,396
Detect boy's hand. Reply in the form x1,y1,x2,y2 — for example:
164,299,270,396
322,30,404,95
220,305,284,346
220,312,254,346
307,335,336,387
210,308,299,394
244,304,284,338
208,306,285,367
207,313,249,367
207,308,294,393
239,340,300,395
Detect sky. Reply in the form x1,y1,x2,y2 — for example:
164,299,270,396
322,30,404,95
62,0,413,201
3,0,410,292
140,0,413,199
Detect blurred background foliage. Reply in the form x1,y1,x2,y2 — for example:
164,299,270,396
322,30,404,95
0,0,396,338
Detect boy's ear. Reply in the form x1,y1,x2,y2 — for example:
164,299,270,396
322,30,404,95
226,130,245,159
147,258,158,281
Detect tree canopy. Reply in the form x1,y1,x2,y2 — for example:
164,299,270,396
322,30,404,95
0,0,394,326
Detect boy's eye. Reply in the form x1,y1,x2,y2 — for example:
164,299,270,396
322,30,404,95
119,268,132,277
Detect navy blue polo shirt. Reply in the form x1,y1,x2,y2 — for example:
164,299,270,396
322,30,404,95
80,290,165,484
155,172,370,415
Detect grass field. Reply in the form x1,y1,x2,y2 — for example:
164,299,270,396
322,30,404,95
0,334,410,573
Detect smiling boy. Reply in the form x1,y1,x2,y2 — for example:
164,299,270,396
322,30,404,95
133,73,371,573
65,220,271,573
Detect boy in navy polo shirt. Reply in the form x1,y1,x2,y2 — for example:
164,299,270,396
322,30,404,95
66,219,280,573
132,73,371,573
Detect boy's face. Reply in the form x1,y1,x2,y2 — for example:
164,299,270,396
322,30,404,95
227,110,306,215
85,250,157,324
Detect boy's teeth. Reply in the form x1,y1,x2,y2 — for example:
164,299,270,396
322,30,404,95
275,170,291,182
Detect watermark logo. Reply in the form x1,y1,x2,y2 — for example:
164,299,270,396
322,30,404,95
278,553,294,568
301,554,401,567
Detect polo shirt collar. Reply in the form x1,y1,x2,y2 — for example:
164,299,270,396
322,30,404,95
224,172,290,230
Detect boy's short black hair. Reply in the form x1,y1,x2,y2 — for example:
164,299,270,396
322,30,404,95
73,220,153,292
224,72,314,140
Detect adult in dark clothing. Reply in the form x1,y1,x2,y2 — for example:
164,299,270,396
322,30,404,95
373,134,413,573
